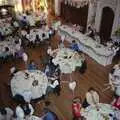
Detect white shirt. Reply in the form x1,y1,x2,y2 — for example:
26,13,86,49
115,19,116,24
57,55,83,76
47,48,53,56
22,91,32,103
10,66,16,74
22,52,28,62
49,80,59,88
86,91,99,106
16,106,24,120
61,35,65,42
0,107,13,120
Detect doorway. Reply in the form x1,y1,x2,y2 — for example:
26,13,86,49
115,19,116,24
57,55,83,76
100,7,114,43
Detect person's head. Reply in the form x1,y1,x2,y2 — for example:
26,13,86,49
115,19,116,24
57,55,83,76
88,87,96,93
114,94,120,99
72,40,76,43
48,46,51,49
5,47,9,52
30,60,35,65
88,26,91,30
36,34,39,38
45,101,51,107
0,108,7,115
72,97,81,103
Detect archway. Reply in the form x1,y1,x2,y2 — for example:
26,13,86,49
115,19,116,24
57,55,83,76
100,7,114,43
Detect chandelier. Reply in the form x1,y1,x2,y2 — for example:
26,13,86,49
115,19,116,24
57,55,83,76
63,0,97,8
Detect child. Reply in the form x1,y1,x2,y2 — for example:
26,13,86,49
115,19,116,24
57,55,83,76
72,97,81,120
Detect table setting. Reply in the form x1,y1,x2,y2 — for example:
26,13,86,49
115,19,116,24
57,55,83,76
81,103,118,120
52,48,84,74
21,28,49,43
27,115,42,120
11,70,48,102
58,25,116,66
0,39,20,58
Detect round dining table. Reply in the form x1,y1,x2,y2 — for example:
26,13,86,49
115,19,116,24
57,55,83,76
81,103,116,120
11,70,48,102
52,48,84,74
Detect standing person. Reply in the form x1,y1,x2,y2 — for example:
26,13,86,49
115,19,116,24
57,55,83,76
0,107,14,120
72,97,82,120
61,35,65,43
58,40,65,49
82,87,99,108
22,52,28,67
85,26,94,39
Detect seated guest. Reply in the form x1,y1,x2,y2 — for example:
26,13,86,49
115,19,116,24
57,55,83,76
46,76,59,96
28,60,38,70
82,87,99,108
85,26,94,38
42,108,59,120
16,102,34,120
0,107,14,120
47,46,54,57
48,27,55,37
70,40,79,52
35,34,41,43
22,52,28,66
111,95,120,110
10,66,18,76
44,65,51,76
42,33,46,38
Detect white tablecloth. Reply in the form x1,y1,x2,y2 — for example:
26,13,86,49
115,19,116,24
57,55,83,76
0,17,13,36
58,25,116,66
21,28,49,43
81,103,116,120
11,70,48,101
27,115,42,120
52,48,83,73
0,40,21,58
16,12,47,27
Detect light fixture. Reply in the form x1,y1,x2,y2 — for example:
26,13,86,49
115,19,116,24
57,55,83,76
63,0,97,8
1,8,7,15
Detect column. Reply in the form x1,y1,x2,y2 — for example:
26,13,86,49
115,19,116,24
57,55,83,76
55,0,61,16
87,0,97,29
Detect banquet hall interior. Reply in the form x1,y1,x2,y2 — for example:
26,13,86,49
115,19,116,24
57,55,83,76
0,0,120,120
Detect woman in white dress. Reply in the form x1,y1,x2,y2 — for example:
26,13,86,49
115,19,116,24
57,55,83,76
82,87,99,108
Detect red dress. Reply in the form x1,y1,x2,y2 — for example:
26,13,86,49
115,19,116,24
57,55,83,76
112,97,120,110
72,103,81,117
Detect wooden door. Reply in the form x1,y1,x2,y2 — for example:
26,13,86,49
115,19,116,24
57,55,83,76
100,7,114,43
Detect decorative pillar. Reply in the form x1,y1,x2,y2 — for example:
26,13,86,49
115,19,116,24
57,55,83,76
111,0,120,36
31,0,35,12
14,0,23,13
55,0,61,16
87,0,97,29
